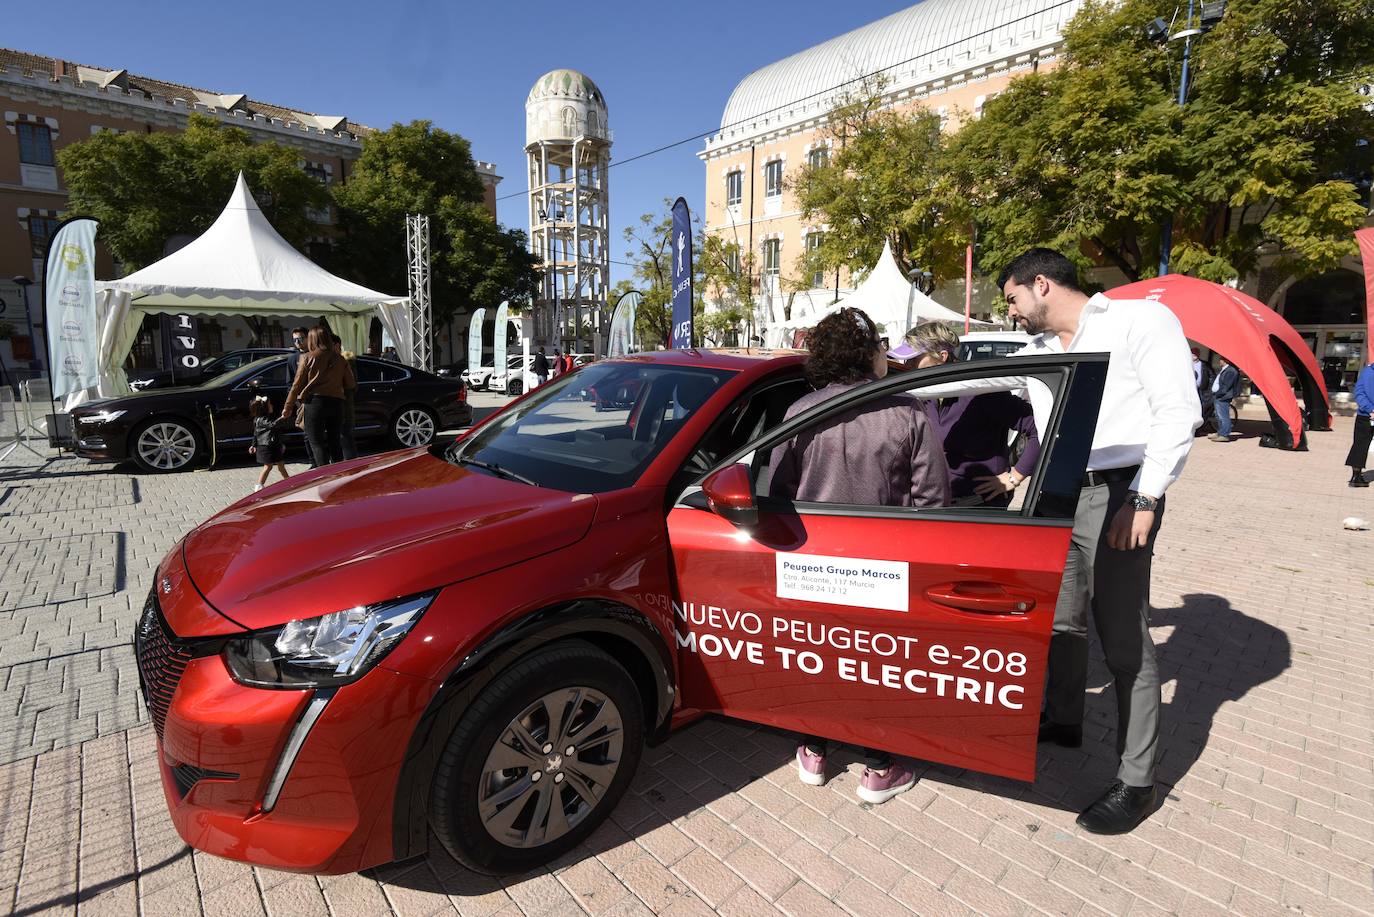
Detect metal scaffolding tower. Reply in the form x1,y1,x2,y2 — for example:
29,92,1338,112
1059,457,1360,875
405,213,432,371
525,70,612,354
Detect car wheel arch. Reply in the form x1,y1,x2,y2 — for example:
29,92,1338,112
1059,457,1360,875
390,598,675,863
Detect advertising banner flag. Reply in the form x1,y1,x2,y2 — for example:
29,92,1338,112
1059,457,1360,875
467,308,487,369
162,313,201,384
1356,228,1374,356
608,290,641,358
670,198,694,349
492,301,509,375
43,218,101,398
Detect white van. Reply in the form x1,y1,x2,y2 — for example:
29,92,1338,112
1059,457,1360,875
959,330,1031,361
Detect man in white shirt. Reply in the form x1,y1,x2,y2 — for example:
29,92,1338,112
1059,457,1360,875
1000,248,1201,835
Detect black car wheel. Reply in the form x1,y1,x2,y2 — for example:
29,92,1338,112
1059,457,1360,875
507,379,524,396
392,406,438,448
131,417,203,473
428,641,643,874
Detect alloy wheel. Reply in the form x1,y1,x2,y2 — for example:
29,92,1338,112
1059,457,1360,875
477,687,624,849
394,409,436,447
136,422,198,471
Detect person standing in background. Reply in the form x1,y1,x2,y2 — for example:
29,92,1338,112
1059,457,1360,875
1346,358,1373,487
1209,355,1241,443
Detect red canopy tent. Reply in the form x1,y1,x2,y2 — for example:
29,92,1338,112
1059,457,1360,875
1105,275,1330,449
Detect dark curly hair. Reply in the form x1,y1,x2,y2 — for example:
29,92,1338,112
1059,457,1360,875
805,307,881,388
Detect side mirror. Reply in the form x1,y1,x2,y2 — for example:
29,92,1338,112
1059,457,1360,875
702,464,758,527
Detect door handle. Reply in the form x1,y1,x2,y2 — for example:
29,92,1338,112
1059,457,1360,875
924,582,1035,615
372,385,393,393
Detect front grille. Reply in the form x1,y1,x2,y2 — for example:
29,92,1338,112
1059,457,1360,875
171,763,238,799
135,589,193,740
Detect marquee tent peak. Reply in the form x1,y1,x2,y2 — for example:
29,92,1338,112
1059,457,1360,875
1105,274,1330,450
99,172,405,313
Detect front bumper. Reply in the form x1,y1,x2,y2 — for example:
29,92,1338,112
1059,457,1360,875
70,416,131,461
137,579,436,873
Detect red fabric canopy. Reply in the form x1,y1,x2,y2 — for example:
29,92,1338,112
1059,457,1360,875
1105,275,1329,447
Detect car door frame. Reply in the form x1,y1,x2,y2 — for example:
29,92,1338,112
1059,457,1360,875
663,353,1107,781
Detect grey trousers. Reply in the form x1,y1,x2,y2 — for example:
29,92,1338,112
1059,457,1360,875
1044,478,1165,787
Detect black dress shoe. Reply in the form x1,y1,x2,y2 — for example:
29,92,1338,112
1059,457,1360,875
1076,780,1156,834
1037,717,1082,748
1350,476,1370,488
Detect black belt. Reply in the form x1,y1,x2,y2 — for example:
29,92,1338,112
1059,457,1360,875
1082,465,1139,487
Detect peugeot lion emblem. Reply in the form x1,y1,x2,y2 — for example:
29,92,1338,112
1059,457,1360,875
161,578,173,595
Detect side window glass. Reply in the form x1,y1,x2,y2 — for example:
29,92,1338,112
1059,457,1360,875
246,363,292,388
755,371,1059,516
380,364,409,382
354,360,382,383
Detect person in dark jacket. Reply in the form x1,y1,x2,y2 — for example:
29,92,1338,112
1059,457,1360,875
533,347,550,386
282,326,356,467
890,321,1042,506
1347,359,1374,487
248,391,291,491
1209,355,1241,442
772,307,950,806
332,334,359,460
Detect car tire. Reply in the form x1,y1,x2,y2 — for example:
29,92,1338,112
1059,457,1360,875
130,417,203,473
392,406,438,448
428,640,644,874
507,379,524,396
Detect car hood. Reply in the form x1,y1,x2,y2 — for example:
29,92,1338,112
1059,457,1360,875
182,448,598,631
72,386,204,411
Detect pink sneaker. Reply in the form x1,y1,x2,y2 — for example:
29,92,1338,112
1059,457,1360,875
857,761,916,804
796,745,826,786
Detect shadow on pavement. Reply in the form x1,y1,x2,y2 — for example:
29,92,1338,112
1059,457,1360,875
374,591,1291,893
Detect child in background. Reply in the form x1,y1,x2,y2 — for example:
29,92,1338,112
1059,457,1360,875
249,394,291,491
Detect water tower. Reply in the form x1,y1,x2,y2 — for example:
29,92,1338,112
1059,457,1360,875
525,69,611,352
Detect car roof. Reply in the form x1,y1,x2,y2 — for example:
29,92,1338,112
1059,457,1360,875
608,348,807,372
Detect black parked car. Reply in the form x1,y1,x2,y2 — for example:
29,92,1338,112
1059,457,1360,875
127,348,294,390
72,355,472,472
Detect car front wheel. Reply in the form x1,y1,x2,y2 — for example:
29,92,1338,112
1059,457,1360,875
392,406,438,448
428,641,644,874
130,418,202,473
507,379,524,396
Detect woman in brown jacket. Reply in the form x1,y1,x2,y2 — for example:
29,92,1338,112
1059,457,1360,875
281,325,356,467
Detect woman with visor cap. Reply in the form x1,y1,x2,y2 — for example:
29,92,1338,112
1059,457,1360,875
888,321,1041,507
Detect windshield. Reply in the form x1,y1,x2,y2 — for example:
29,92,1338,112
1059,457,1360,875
448,361,735,492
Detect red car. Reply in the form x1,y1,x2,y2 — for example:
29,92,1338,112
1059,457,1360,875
139,349,1106,875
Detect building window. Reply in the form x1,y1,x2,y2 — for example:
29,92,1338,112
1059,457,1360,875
27,215,59,260
201,319,226,356
17,123,55,166
807,147,829,170
764,160,783,198
725,170,742,206
303,162,330,183
725,247,742,277
763,238,781,276
806,232,826,287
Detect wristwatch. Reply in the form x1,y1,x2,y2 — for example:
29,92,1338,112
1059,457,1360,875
1126,491,1158,511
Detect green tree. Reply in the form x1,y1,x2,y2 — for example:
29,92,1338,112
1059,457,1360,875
791,82,974,284
58,114,329,270
621,200,751,348
950,0,1374,283
330,121,541,324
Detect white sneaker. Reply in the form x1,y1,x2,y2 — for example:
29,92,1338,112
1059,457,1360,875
253,483,263,492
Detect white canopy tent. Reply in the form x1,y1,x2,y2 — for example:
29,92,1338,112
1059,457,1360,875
764,241,989,347
79,173,410,406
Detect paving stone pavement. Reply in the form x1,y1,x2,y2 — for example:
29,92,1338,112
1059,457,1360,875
1,408,1371,916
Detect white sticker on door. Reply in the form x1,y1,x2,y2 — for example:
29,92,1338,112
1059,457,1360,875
775,553,910,612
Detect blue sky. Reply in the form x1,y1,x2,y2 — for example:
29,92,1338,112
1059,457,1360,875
15,0,903,283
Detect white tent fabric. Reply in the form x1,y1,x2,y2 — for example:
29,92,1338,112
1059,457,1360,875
78,173,407,407
764,241,989,347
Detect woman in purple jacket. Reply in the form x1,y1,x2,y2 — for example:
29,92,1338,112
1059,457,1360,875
888,322,1041,507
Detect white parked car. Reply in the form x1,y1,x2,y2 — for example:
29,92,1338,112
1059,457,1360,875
463,356,522,391
959,330,1031,361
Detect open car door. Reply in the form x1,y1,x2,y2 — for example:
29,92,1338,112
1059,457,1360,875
665,354,1106,782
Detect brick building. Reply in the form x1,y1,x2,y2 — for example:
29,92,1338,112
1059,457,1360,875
0,48,501,382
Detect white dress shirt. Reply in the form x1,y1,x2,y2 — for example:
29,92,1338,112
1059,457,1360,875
1017,293,1202,498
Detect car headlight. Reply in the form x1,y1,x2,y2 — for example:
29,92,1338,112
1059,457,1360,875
223,592,435,689
84,409,126,424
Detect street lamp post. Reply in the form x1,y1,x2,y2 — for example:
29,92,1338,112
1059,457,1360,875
1152,0,1226,276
